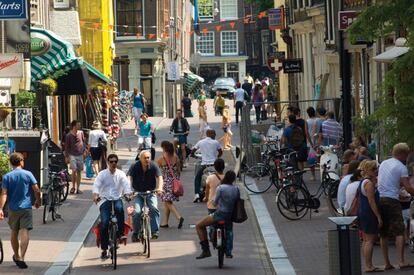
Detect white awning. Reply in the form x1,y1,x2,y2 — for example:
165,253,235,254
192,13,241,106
373,38,409,63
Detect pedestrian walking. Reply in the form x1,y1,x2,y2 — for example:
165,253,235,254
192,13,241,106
132,88,146,136
213,92,225,116
357,160,383,273
64,120,86,194
137,113,154,150
198,100,208,139
252,81,264,123
306,107,318,180
281,115,305,169
195,170,239,259
92,154,132,259
233,82,247,124
197,90,206,104
88,121,108,176
181,93,193,118
318,111,342,147
241,78,252,103
378,143,414,270
128,150,164,241
156,141,184,229
221,105,233,149
293,108,309,171
0,153,41,269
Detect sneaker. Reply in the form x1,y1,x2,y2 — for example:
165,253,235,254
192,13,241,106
131,233,139,243
100,250,109,260
193,194,200,203
151,232,159,239
226,254,233,259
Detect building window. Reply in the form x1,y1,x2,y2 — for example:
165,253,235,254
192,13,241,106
221,31,238,55
261,30,270,65
196,32,215,55
220,0,237,20
226,62,239,81
115,0,143,37
199,0,213,20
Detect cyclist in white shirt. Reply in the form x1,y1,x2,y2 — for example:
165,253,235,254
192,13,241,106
190,129,223,203
233,82,247,124
93,154,132,260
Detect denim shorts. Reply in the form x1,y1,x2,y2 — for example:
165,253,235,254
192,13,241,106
210,210,231,223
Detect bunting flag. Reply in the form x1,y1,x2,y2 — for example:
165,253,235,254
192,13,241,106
258,11,267,19
189,30,194,36
201,27,208,34
80,20,86,27
92,22,101,29
244,15,252,24
176,31,181,38
108,24,113,30
229,21,236,29
215,25,222,32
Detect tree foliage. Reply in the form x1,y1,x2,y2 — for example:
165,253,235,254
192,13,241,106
348,0,414,151
244,0,274,12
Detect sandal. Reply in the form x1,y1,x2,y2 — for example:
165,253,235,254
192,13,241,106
365,267,383,273
76,190,83,194
70,188,76,194
384,265,395,271
399,264,414,270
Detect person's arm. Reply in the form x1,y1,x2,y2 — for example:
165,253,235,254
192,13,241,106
365,181,382,227
184,119,190,134
155,164,164,194
170,120,175,133
203,178,211,202
120,172,133,196
304,122,312,146
401,177,414,195
213,186,221,207
88,132,92,151
0,188,7,220
32,184,41,209
92,173,102,203
217,148,223,158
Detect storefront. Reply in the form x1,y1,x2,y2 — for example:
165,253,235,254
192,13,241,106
198,56,247,85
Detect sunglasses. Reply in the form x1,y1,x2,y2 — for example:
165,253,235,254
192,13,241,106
108,160,118,164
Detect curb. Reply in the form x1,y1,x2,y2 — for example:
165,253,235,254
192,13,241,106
44,118,167,275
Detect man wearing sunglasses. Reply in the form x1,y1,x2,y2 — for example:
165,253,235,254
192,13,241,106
93,154,132,260
127,150,163,242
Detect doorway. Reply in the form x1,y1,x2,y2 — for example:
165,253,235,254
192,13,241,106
141,79,153,116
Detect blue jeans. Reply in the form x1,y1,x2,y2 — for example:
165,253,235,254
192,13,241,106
208,209,234,256
99,199,125,250
194,165,212,195
132,193,160,235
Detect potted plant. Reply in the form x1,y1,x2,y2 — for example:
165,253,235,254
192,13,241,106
16,90,36,107
0,146,10,181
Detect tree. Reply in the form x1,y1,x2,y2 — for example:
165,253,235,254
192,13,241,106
245,0,274,12
348,0,414,152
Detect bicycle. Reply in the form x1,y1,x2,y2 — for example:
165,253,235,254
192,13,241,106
191,153,216,201
243,148,297,194
42,169,66,224
49,163,70,202
276,160,340,220
211,219,227,268
133,190,157,258
0,235,3,264
170,132,191,168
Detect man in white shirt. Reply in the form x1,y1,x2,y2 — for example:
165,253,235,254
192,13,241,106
191,129,223,203
93,154,132,260
377,143,414,270
233,82,247,124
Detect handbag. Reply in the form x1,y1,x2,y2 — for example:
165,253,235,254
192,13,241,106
232,190,248,223
165,157,184,197
98,137,107,149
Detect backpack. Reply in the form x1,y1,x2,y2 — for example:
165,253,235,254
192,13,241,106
290,126,305,149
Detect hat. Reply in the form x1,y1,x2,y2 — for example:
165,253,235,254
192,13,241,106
255,80,262,86
92,121,101,129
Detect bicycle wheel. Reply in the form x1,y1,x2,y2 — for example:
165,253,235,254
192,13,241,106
276,184,309,220
0,238,3,264
145,217,151,258
43,190,52,224
59,173,70,202
243,164,275,194
51,189,61,221
218,247,224,269
110,224,117,270
326,180,342,216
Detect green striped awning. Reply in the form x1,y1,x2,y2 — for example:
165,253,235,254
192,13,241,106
30,27,111,86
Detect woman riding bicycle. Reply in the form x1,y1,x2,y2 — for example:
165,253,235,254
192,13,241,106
170,109,190,167
93,154,132,260
195,171,239,259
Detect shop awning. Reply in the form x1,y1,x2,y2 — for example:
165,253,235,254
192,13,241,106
373,38,410,63
183,72,204,94
30,28,111,94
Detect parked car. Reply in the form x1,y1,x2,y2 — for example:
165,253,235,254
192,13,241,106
211,77,236,98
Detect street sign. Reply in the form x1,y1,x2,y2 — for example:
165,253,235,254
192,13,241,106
0,0,28,20
267,56,283,73
338,11,360,31
0,53,23,78
167,62,180,81
282,59,303,74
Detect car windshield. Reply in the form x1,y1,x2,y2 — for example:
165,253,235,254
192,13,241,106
214,78,235,86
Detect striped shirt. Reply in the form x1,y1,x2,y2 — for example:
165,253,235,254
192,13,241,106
321,119,342,145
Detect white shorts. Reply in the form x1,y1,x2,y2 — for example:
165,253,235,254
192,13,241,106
133,107,143,122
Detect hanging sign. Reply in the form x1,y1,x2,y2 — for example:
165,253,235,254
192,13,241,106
167,62,180,81
53,0,70,9
338,11,360,31
268,8,284,30
0,0,28,20
282,59,303,74
0,53,23,78
31,32,52,56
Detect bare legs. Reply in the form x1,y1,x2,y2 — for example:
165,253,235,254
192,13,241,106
92,160,100,176
196,215,214,241
362,233,378,271
161,201,182,226
11,229,30,261
380,235,407,269
71,169,81,192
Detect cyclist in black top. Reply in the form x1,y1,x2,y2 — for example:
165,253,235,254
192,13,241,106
170,109,190,167
181,93,192,118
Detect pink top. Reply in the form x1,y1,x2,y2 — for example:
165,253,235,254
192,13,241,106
206,173,224,209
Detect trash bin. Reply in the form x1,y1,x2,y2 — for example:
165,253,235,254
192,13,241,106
328,217,361,275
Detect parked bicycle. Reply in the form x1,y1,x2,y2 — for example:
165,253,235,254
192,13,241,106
42,168,66,224
276,159,340,220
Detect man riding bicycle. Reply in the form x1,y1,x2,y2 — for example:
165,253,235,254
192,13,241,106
170,109,190,167
127,150,164,242
191,129,223,203
93,154,132,259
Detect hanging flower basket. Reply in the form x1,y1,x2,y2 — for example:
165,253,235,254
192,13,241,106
0,108,12,123
39,78,58,96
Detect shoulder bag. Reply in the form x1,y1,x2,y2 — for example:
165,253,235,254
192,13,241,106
232,188,248,223
165,157,184,197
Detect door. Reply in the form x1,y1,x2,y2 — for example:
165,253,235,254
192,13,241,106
141,79,153,116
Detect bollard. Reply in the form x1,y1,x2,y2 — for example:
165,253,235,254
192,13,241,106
328,217,361,275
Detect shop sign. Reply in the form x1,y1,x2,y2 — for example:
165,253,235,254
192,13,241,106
274,51,286,60
0,0,28,20
267,57,283,73
339,11,360,31
167,62,180,81
268,8,284,31
53,0,69,9
282,59,303,74
31,32,51,56
344,0,367,9
0,53,23,78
